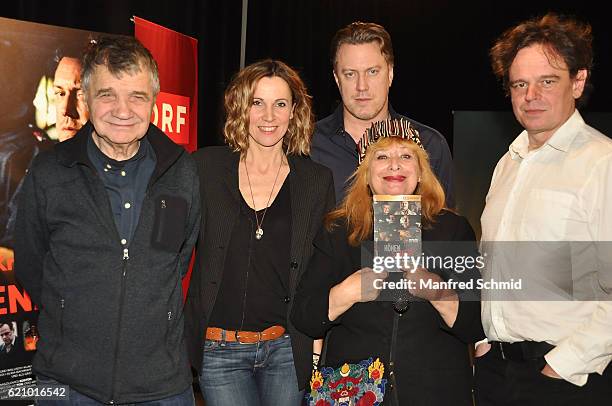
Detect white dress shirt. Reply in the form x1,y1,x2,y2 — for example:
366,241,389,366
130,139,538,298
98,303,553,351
480,110,612,386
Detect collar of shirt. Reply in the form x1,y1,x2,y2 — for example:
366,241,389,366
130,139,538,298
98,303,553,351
2,337,15,350
325,103,402,140
509,109,584,160
88,133,149,173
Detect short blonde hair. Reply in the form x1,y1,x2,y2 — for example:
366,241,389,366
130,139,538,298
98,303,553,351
326,137,446,246
331,21,394,69
223,59,313,155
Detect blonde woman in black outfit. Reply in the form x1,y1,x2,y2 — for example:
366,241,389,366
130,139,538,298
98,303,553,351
184,60,334,406
292,119,483,405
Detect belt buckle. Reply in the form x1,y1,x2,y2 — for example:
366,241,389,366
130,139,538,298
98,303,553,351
235,330,262,344
235,330,247,344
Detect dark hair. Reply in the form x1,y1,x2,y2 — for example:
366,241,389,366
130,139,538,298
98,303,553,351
0,322,14,331
223,59,314,155
50,44,85,77
330,21,394,69
52,41,89,67
490,13,593,105
82,35,159,95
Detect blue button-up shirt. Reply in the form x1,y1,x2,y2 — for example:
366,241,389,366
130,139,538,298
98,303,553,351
87,135,156,247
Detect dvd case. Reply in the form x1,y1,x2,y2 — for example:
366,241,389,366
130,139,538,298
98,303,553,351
373,195,422,311
373,194,422,266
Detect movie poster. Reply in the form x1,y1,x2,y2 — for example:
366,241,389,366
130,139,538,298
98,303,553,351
0,17,98,401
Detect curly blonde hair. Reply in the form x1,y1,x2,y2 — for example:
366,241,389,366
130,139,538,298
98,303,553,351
223,59,313,155
326,137,446,246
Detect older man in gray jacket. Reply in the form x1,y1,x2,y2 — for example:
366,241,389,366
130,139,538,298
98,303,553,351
15,36,200,405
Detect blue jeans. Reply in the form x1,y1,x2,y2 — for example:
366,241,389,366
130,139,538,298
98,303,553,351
35,375,194,406
198,334,304,406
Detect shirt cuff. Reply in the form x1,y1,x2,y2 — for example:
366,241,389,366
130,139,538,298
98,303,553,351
475,338,489,348
545,343,591,386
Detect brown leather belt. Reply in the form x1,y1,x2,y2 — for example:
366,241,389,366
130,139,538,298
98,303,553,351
205,325,285,344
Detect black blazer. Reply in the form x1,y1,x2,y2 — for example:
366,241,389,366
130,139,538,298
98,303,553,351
291,211,484,405
184,146,335,389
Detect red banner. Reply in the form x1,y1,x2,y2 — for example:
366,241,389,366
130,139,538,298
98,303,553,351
134,17,198,153
152,92,191,145
134,18,198,299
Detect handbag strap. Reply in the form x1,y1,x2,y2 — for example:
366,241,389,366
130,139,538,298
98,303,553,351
388,312,402,406
319,330,331,367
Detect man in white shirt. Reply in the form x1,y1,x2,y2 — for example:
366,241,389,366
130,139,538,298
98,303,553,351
475,13,612,405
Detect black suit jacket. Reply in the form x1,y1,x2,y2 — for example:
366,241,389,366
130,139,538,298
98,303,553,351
0,334,26,363
184,146,335,389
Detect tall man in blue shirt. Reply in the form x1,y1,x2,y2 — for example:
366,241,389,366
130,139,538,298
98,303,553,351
311,22,455,207
312,22,455,206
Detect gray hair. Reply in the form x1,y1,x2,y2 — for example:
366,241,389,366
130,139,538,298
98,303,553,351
82,35,160,96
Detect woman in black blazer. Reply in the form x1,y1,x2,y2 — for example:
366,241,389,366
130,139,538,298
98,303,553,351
184,60,335,406
291,118,483,405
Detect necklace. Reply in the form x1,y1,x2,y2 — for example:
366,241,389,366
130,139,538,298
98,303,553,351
244,156,284,240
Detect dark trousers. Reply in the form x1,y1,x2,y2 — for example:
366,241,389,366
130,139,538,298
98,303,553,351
35,375,195,406
474,343,612,406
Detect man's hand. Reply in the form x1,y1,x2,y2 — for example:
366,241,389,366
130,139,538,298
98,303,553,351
541,362,562,379
474,342,492,358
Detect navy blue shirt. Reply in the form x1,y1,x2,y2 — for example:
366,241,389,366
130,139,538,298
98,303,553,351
87,134,156,248
311,105,455,207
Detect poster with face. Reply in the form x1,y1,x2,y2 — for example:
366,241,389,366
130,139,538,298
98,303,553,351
0,16,99,400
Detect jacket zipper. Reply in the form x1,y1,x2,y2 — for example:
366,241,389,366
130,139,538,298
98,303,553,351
165,310,176,368
109,248,129,404
106,186,154,403
49,298,65,365
80,153,166,403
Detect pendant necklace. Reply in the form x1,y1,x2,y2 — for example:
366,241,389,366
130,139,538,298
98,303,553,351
244,156,283,240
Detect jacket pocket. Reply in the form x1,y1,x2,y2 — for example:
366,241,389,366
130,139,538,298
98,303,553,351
151,194,189,252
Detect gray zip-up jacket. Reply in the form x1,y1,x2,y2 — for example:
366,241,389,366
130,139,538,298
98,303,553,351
14,122,200,404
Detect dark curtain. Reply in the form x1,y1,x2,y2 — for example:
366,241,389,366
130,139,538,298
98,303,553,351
245,0,612,150
2,0,611,150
